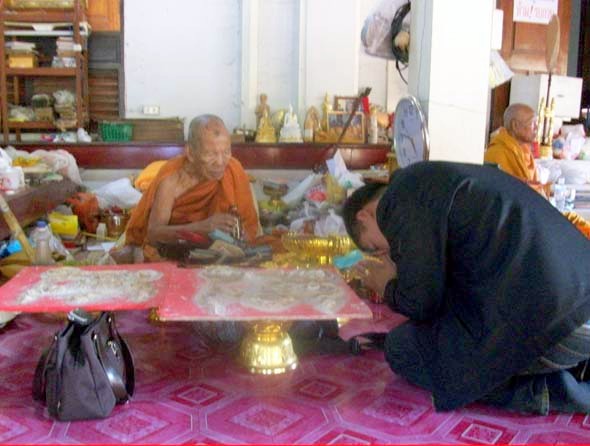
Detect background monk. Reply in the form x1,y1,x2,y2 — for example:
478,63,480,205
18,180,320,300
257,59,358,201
125,114,259,261
485,104,590,237
485,103,540,184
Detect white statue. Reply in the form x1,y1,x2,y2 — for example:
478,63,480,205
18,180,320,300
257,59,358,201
279,105,303,143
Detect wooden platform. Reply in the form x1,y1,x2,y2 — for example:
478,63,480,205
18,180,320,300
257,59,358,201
0,178,80,240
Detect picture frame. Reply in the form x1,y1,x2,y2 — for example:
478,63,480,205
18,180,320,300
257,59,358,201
325,111,365,143
333,96,358,113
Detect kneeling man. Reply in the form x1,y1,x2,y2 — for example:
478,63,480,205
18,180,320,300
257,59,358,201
343,161,590,414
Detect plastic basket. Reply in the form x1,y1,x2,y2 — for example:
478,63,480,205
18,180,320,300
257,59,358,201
99,122,133,142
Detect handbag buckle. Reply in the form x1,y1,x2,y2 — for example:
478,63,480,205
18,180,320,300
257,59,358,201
67,309,92,326
107,340,119,357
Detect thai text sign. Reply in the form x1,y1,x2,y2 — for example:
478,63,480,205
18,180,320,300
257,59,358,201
513,0,558,24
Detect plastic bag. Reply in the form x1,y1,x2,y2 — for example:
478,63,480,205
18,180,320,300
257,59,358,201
67,192,100,233
361,0,411,59
326,150,365,190
30,149,82,184
314,209,347,237
53,89,75,106
93,178,142,210
282,173,323,208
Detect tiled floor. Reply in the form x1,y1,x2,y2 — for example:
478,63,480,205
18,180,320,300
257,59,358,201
1,306,590,444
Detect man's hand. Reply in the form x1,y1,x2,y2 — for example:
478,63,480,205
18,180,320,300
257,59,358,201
354,256,397,298
192,213,238,234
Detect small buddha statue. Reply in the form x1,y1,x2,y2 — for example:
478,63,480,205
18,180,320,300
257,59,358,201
255,109,277,143
255,93,271,128
279,105,303,143
303,106,320,142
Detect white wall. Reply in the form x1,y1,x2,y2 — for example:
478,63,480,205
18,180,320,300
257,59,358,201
124,0,242,133
124,0,406,134
409,0,493,164
257,0,300,114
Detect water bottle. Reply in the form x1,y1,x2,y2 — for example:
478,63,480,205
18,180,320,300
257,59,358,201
553,178,567,213
33,221,55,266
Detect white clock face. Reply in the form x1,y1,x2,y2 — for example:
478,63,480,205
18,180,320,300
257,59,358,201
393,97,429,168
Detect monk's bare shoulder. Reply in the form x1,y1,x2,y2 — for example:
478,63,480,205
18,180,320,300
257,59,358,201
155,171,182,202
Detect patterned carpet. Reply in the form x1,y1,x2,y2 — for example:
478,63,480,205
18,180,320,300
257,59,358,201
1,306,590,444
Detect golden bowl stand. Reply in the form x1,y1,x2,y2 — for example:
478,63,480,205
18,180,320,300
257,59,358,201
240,320,298,374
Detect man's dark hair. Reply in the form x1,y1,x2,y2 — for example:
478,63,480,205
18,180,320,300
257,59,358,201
342,182,387,247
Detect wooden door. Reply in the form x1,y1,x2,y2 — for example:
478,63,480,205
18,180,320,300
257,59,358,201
87,0,120,32
579,0,590,108
499,0,571,75
490,0,572,132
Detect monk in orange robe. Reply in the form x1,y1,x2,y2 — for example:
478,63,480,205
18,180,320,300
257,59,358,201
125,115,259,261
485,103,540,183
485,104,590,237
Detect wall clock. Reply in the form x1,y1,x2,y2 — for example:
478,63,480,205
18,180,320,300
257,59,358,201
393,96,430,168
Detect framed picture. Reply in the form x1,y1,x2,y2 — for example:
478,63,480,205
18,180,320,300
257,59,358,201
333,96,358,113
325,111,365,143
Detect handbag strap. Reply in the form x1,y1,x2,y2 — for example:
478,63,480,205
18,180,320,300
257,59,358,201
107,312,135,399
91,312,133,402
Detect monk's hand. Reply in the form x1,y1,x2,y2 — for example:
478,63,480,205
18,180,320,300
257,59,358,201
201,213,239,234
353,257,397,298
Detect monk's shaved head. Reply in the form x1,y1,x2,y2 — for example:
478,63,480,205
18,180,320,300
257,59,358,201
185,114,232,181
187,115,229,153
503,104,534,129
503,103,538,144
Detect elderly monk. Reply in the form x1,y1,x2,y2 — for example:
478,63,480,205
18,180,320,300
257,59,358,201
485,103,540,183
125,115,259,260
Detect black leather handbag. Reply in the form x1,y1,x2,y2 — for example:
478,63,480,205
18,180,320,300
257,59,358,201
32,310,135,421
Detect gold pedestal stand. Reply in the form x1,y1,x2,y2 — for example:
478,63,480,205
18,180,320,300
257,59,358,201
240,321,298,375
148,307,161,324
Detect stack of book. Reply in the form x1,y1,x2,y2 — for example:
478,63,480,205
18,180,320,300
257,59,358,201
52,37,80,68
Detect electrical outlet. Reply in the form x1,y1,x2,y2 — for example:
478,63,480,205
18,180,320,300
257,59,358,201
142,105,160,115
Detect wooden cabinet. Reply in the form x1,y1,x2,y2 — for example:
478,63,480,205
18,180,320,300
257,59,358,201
87,0,120,32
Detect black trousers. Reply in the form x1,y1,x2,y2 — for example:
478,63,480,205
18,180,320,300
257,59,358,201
385,321,590,415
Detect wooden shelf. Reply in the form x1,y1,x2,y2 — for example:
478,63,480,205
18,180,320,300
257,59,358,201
0,9,77,23
0,0,89,144
13,142,391,170
6,67,77,76
8,121,76,129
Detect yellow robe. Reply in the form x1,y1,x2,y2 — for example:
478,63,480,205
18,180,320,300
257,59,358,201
485,128,539,183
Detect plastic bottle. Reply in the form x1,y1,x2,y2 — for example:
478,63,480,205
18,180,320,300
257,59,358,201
33,221,55,265
368,106,379,144
96,222,107,241
553,177,566,212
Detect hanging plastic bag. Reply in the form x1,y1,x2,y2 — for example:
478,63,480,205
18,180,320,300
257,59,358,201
361,0,411,60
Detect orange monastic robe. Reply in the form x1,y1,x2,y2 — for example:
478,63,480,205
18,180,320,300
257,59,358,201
125,155,259,248
485,128,539,183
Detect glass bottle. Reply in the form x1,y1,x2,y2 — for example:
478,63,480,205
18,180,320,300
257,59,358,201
228,205,243,241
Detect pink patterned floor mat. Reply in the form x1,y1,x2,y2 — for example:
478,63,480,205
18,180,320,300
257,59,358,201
1,306,590,444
